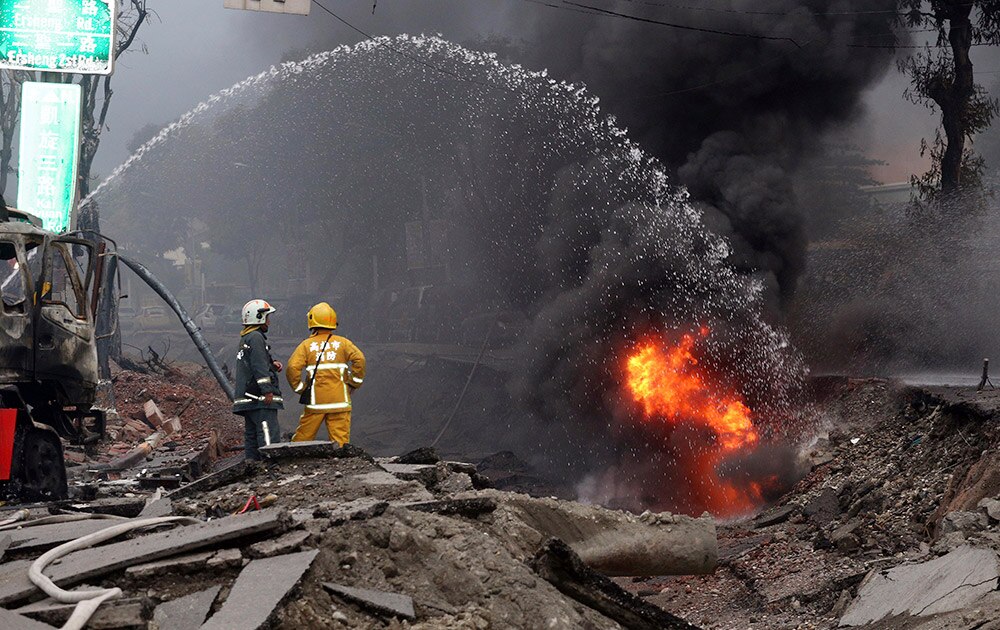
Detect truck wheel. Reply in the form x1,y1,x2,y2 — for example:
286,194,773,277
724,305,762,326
14,428,68,501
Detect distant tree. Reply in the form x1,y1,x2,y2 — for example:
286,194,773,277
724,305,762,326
897,1,1000,202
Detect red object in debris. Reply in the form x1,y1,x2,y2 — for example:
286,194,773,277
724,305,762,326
236,495,261,514
0,409,17,481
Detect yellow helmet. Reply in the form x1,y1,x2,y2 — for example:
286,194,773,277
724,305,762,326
307,302,337,330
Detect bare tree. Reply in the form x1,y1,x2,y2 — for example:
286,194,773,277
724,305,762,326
898,1,1000,202
77,0,150,231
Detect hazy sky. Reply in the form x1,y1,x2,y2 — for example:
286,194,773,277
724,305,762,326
91,0,989,186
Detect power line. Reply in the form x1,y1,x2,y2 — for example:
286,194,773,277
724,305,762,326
561,0,802,47
615,0,907,16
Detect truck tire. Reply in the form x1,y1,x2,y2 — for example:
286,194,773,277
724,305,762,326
11,424,68,501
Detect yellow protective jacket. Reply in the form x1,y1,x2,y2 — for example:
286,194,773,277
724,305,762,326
286,331,365,412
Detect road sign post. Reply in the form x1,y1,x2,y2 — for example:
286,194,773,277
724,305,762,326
0,0,116,75
17,82,82,233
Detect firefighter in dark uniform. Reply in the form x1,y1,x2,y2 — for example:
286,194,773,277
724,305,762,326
233,299,283,460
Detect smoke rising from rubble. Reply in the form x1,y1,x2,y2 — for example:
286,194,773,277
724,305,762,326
95,0,914,513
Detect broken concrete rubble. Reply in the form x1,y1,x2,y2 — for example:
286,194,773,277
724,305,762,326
839,545,1000,625
323,582,416,620
532,538,699,630
0,509,286,605
493,491,717,576
200,549,319,630
151,585,220,630
404,496,497,518
258,440,370,461
0,606,54,630
248,529,310,558
16,596,149,629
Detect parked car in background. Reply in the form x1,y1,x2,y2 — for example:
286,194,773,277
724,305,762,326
117,304,137,332
194,303,240,331
136,305,173,332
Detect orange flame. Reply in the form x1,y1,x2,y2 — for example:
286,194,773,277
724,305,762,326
625,330,764,515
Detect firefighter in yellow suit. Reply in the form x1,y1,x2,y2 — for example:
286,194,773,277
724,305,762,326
286,303,366,445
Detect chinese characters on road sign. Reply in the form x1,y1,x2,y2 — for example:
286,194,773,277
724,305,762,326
0,0,116,74
18,82,82,233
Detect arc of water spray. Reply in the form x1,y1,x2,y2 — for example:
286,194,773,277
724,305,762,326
83,35,653,209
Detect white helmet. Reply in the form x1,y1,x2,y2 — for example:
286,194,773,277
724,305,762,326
241,299,276,325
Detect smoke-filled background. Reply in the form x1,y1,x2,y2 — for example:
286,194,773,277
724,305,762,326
77,1,1000,513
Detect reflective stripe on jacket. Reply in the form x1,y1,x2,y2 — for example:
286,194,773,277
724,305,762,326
286,332,365,412
233,329,284,414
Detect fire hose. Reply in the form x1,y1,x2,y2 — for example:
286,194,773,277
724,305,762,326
0,508,30,528
28,515,200,630
116,253,235,402
0,512,124,532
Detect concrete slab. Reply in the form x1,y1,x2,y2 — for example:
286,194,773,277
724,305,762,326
393,447,440,465
313,498,389,525
167,460,254,500
200,549,319,630
59,498,147,518
840,545,1000,626
153,585,220,630
753,504,799,529
0,510,286,606
258,441,369,461
248,529,310,558
16,597,148,629
205,548,242,569
353,471,408,487
323,582,415,620
0,606,54,630
403,497,497,517
125,551,215,578
6,519,124,552
0,534,10,561
138,497,174,518
381,463,440,486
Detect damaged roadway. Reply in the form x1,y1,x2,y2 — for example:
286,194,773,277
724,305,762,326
0,434,711,629
9,368,1000,628
622,378,1000,629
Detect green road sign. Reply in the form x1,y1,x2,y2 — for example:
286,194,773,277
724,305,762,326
0,0,116,74
18,82,82,233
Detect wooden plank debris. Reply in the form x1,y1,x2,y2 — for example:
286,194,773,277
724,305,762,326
200,549,319,630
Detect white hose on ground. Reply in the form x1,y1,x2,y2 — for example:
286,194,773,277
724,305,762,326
0,508,30,528
0,512,126,532
29,515,201,630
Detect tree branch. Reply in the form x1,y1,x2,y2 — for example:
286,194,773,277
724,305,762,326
116,0,148,58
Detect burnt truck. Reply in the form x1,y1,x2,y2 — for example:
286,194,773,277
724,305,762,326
0,207,109,500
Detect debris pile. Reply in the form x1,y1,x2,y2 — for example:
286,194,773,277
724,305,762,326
0,442,708,629
62,364,243,496
623,378,1000,629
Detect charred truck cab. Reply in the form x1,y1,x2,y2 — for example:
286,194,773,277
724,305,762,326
0,207,108,500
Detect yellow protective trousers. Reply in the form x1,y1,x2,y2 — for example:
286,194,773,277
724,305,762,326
292,411,351,446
